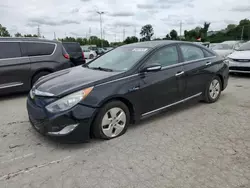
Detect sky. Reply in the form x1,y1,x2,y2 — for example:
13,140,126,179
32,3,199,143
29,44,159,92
0,0,250,42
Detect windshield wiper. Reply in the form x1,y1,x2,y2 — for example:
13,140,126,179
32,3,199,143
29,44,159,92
89,67,113,72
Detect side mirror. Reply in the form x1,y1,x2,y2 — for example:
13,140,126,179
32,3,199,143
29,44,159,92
140,63,162,73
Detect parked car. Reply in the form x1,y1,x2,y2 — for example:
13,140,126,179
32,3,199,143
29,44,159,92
0,37,72,95
214,41,244,58
227,41,250,73
210,43,235,58
62,42,85,65
27,41,229,141
81,48,97,59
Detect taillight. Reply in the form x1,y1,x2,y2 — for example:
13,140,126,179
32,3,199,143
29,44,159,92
82,52,85,59
62,46,70,59
63,53,70,59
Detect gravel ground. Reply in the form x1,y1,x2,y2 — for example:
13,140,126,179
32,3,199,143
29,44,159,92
0,75,250,188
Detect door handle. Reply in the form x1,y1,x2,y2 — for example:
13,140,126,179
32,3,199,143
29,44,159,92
175,71,184,76
128,86,140,92
206,62,212,66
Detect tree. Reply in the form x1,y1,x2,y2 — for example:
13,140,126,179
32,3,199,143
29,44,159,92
124,36,138,44
140,24,154,41
15,32,22,37
0,24,10,37
170,29,178,40
163,34,171,40
226,24,237,31
24,34,38,37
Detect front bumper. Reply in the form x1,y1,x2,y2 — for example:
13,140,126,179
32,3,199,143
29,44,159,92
229,59,250,73
27,97,97,141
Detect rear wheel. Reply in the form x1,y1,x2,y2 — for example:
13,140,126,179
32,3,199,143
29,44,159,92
31,71,50,86
204,76,222,103
93,101,130,139
89,54,94,59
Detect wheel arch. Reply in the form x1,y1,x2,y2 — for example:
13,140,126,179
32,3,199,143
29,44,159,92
30,68,54,87
216,74,224,90
98,96,136,124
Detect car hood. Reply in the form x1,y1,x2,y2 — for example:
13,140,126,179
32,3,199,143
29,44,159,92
228,50,250,59
34,66,120,96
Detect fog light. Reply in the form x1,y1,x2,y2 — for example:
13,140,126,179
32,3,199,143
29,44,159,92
47,124,79,136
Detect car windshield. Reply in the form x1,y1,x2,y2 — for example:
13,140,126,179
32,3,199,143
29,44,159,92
211,44,232,50
237,42,250,51
87,47,150,71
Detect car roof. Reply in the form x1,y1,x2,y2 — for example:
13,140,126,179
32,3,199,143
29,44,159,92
0,37,61,43
121,40,203,49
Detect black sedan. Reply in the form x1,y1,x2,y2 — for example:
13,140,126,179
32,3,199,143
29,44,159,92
27,41,229,141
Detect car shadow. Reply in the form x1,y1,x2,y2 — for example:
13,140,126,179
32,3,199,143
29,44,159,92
230,73,250,78
130,98,204,130
0,92,28,102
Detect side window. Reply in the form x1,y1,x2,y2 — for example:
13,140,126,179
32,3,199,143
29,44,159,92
0,42,21,59
21,42,55,57
203,49,214,57
180,45,204,61
147,46,179,67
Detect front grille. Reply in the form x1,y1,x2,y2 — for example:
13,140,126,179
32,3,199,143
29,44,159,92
232,59,250,63
229,66,250,71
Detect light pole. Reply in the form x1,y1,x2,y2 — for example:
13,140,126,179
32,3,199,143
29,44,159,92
97,11,104,48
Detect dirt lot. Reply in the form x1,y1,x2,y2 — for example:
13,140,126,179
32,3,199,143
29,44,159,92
0,75,250,188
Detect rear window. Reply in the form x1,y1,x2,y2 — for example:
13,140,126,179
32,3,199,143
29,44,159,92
0,42,21,59
63,43,81,53
20,42,55,57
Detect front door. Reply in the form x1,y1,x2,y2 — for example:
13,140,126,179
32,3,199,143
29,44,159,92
137,45,185,116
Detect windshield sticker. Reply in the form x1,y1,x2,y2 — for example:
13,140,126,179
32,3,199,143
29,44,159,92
132,48,148,52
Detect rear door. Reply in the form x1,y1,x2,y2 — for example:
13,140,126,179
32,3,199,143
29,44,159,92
179,44,215,98
0,42,31,93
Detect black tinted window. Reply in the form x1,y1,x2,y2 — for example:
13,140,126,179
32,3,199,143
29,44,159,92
21,42,55,56
147,46,179,67
0,42,21,59
63,43,81,53
180,45,204,61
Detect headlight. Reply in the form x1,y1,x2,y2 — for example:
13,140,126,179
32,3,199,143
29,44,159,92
46,87,93,113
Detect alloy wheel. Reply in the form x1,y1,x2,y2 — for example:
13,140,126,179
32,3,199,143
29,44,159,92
209,79,221,99
101,107,126,138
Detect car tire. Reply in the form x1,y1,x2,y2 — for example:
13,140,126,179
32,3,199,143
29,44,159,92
89,54,94,59
31,71,50,86
203,76,222,103
93,100,130,140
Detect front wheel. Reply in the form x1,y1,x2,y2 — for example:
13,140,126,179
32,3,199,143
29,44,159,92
92,101,130,140
203,76,222,103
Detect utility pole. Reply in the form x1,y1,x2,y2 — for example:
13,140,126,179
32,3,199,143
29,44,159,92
89,27,91,45
97,11,104,47
103,29,105,40
134,27,136,37
115,34,116,43
123,28,125,41
37,25,41,38
53,32,56,40
241,25,245,41
179,21,182,40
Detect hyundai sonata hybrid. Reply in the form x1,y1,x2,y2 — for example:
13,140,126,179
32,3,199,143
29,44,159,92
27,41,229,141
